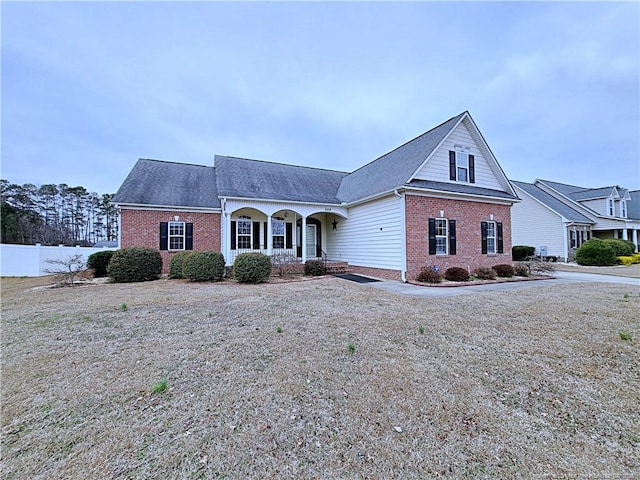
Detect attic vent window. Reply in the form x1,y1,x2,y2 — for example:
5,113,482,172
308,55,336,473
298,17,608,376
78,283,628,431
449,151,475,184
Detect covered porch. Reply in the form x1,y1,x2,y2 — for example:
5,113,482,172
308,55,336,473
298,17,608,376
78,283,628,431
221,199,347,267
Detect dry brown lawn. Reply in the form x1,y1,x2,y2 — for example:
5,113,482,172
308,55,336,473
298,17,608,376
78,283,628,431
1,275,639,479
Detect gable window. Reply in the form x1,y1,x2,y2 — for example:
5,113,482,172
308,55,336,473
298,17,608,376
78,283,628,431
481,221,503,254
608,198,614,216
272,217,285,249
449,150,475,183
621,201,627,218
236,215,252,249
428,217,456,255
159,221,193,251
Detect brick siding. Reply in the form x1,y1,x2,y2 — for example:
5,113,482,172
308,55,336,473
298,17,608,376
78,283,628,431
405,195,512,281
350,265,402,281
120,209,221,272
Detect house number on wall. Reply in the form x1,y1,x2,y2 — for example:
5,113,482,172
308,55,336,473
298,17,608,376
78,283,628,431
325,208,332,212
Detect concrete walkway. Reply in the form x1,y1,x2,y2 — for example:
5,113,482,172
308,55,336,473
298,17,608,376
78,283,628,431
369,271,639,298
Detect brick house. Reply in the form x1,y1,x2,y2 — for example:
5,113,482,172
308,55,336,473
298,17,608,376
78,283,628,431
112,111,519,281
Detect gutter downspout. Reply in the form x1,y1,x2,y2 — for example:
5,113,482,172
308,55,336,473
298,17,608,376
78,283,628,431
395,189,407,282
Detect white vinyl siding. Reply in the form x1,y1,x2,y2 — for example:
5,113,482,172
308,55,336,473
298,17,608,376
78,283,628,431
327,195,402,270
511,186,566,258
414,121,502,190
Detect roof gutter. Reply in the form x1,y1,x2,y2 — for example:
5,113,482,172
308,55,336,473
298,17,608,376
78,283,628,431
113,202,221,213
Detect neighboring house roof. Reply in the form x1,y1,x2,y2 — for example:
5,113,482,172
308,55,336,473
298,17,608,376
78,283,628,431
93,241,118,248
112,158,221,208
214,155,348,204
336,113,466,203
628,190,640,220
512,181,594,223
538,180,617,201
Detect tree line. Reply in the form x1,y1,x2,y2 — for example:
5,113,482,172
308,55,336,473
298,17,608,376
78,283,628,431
1,179,118,246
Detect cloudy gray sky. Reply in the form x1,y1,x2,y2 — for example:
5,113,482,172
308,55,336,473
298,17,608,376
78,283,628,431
2,1,639,195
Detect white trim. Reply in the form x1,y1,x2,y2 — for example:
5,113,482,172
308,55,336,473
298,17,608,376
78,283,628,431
219,195,343,208
403,187,517,205
116,203,221,213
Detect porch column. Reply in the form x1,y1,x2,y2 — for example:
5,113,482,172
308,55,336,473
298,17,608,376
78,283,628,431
267,214,272,255
224,212,232,265
633,229,638,252
622,228,628,241
301,216,307,263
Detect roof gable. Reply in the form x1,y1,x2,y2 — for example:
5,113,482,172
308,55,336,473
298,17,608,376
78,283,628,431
512,181,593,223
112,158,220,209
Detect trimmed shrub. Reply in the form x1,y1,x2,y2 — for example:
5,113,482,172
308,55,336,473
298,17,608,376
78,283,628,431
513,263,530,277
107,247,162,283
183,251,226,282
473,266,497,280
233,253,272,283
618,253,640,265
604,239,635,257
575,238,617,266
493,263,515,277
87,250,115,278
444,267,470,282
304,260,326,276
512,245,536,261
416,266,443,284
169,251,192,279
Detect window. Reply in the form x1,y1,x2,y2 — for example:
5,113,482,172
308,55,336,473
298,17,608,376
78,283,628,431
435,219,448,255
486,221,496,254
272,217,285,249
449,150,475,183
570,230,576,249
608,198,614,216
481,221,503,254
621,201,627,218
169,221,185,250
428,218,456,255
237,215,252,249
159,222,193,251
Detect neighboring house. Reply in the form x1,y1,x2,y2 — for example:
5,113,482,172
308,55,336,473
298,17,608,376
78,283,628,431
512,180,640,261
112,111,519,281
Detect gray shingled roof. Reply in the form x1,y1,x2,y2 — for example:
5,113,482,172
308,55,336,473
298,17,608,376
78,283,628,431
628,190,640,220
214,155,347,204
112,158,220,208
539,180,616,201
408,179,518,200
336,113,466,203
512,181,593,223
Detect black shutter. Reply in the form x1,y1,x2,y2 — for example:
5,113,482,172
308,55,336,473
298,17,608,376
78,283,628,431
230,221,236,250
252,222,261,250
428,218,436,255
159,222,168,250
497,222,504,254
449,151,456,181
263,222,268,250
185,223,193,250
481,221,488,254
469,155,475,183
448,219,456,255
286,223,293,249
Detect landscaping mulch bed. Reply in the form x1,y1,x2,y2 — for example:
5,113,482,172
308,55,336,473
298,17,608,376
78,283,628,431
1,276,639,479
409,274,554,287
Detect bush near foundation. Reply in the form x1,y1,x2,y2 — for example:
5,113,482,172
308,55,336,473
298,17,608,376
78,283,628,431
513,263,530,277
234,253,272,283
169,251,192,279
575,238,617,266
416,266,443,284
512,245,535,261
493,264,515,277
473,266,497,280
183,251,226,282
87,250,115,278
604,239,635,257
304,260,326,276
107,248,162,283
617,253,640,265
444,267,470,282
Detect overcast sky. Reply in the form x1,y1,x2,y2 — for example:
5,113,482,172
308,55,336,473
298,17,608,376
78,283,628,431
2,1,639,196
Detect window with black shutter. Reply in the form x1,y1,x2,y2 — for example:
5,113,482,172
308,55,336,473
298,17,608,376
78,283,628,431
481,221,488,254
496,222,503,253
159,222,168,250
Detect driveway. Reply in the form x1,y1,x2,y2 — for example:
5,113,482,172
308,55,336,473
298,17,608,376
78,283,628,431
369,270,639,297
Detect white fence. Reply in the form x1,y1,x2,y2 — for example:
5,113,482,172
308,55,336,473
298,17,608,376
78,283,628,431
0,244,119,277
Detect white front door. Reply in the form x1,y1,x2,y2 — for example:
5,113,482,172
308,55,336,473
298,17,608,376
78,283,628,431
306,224,316,258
